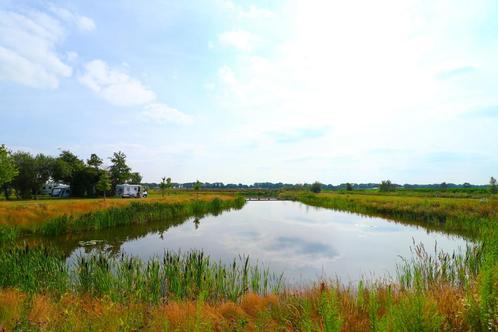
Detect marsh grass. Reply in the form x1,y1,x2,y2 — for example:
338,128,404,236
0,192,241,228
0,246,283,304
0,195,245,243
282,191,498,239
1,192,497,331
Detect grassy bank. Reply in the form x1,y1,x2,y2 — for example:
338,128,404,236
280,191,498,239
0,193,245,242
0,192,238,228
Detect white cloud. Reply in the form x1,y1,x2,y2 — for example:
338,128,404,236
141,103,193,125
48,4,96,32
79,59,192,125
79,60,156,107
208,0,498,183
218,30,260,51
0,9,72,89
77,16,96,31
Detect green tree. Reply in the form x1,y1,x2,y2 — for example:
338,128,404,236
53,150,85,185
96,171,111,200
86,154,103,195
166,177,172,194
346,183,353,191
11,151,36,199
310,181,322,193
379,180,395,192
490,177,497,194
440,182,448,191
33,154,55,199
160,177,167,197
129,172,142,184
0,145,18,200
87,153,103,169
193,180,202,198
109,151,131,190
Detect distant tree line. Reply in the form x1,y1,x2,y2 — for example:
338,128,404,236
141,180,496,192
0,145,141,199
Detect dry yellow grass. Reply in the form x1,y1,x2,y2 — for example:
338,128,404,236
0,284,474,332
0,192,237,229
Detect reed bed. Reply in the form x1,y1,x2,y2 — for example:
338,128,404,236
0,192,239,228
0,195,245,243
0,246,283,304
0,243,495,331
38,196,245,236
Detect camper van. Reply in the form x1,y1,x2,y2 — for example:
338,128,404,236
41,181,63,195
116,184,145,198
51,184,71,198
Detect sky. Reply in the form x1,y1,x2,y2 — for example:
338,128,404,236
1,0,497,184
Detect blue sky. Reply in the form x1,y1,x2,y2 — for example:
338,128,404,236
1,0,497,184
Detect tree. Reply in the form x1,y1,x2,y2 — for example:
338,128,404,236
193,180,202,198
166,177,172,194
11,151,36,199
32,154,55,199
96,171,111,200
87,154,103,169
346,183,353,191
86,154,103,195
490,177,497,194
440,182,448,191
53,150,85,185
0,145,18,199
310,181,322,193
160,177,167,197
129,172,142,184
379,180,395,192
109,151,131,190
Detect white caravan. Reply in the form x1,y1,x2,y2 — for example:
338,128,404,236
51,184,71,198
116,184,145,198
41,181,63,195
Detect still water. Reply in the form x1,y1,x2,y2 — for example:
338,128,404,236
60,201,469,284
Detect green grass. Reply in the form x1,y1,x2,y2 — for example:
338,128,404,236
0,196,246,243
0,246,283,303
1,190,497,331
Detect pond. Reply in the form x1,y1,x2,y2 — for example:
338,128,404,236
46,201,470,284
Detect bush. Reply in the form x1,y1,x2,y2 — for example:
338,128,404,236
310,182,322,193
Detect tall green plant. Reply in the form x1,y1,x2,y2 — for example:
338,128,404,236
0,145,18,200
96,171,111,200
490,176,497,194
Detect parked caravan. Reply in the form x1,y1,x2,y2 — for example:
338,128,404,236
41,181,62,195
51,184,71,198
116,184,145,198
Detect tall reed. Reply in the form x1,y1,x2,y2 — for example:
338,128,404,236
0,246,283,303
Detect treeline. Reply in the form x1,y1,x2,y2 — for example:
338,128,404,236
142,180,495,192
0,145,141,199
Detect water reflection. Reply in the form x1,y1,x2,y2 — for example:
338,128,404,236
24,201,470,284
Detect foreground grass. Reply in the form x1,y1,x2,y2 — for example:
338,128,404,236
0,243,496,331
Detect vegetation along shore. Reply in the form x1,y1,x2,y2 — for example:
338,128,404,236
0,189,496,331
